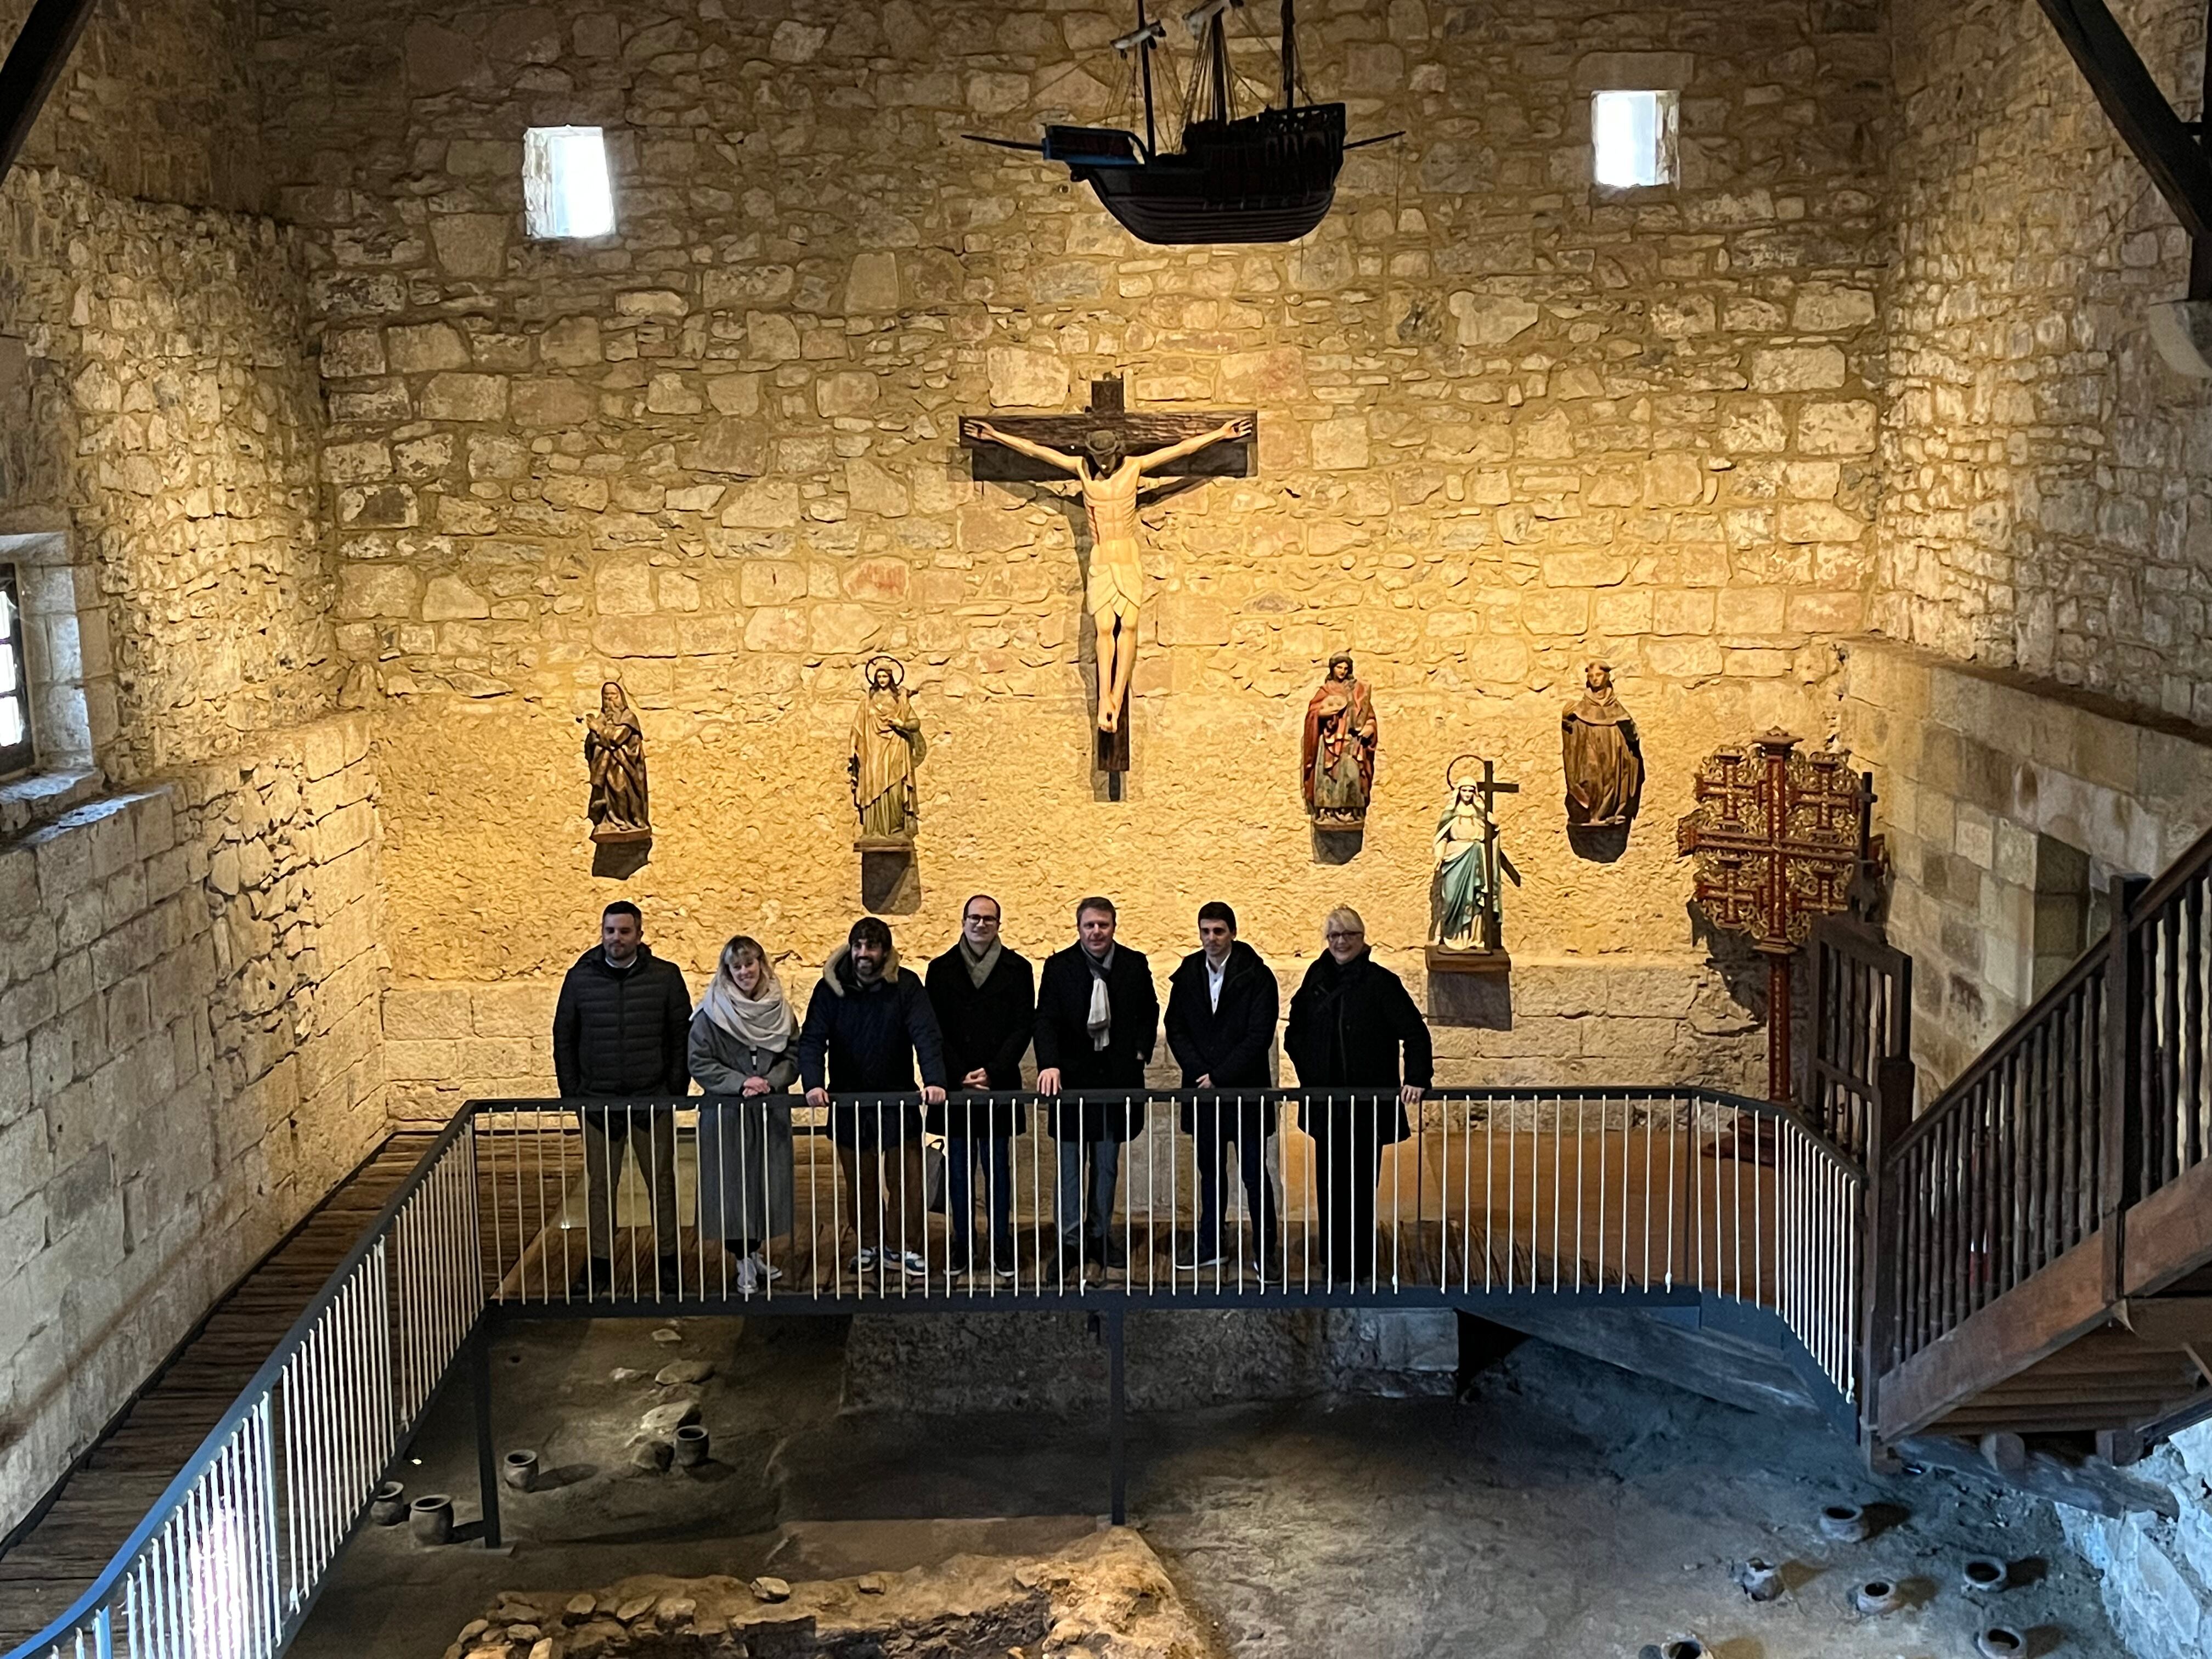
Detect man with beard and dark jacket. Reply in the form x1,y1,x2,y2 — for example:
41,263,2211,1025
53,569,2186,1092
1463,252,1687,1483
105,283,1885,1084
924,894,1035,1278
1283,905,1432,1289
799,916,949,1280
1164,902,1280,1274
1035,896,1159,1275
552,900,694,1296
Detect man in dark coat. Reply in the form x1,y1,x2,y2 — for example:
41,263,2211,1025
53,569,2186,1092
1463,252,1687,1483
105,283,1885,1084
1283,906,1433,1289
799,916,949,1279
925,894,1036,1277
551,900,693,1296
1165,902,1280,1274
1034,896,1159,1272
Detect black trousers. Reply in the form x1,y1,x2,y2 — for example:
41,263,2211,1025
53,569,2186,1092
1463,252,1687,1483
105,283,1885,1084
1191,1098,1278,1264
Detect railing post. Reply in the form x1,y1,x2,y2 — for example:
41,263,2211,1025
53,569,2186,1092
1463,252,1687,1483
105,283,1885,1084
1858,1055,1915,1464
471,1318,502,1550
2101,876,2149,1303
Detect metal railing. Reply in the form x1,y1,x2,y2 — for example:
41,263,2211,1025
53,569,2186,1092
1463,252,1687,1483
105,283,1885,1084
476,1085,1860,1389
12,1086,1860,1659
15,1121,483,1659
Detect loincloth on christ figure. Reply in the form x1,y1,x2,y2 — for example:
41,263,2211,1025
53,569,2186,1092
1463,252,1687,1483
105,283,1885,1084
1085,537,1144,627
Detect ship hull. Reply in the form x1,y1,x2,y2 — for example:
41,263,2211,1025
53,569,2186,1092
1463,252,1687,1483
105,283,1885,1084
1062,103,1348,246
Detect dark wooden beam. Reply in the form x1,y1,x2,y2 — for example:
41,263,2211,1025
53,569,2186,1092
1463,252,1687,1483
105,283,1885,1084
0,0,99,182
2034,0,2212,245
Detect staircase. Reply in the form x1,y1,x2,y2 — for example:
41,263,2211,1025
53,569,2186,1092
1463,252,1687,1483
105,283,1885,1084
1864,831,2212,1464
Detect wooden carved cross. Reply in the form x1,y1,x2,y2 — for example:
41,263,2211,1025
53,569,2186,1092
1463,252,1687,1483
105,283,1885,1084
961,376,1257,778
1678,729,1886,1103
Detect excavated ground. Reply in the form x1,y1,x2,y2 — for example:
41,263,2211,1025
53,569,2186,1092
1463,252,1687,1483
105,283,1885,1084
296,1313,2128,1657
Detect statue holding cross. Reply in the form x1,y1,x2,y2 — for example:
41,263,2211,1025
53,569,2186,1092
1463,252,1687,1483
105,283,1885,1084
1427,754,1520,974
961,377,1255,761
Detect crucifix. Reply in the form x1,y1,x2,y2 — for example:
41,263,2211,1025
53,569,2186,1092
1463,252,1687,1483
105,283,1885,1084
961,376,1256,782
1426,755,1520,975
1677,729,1886,1104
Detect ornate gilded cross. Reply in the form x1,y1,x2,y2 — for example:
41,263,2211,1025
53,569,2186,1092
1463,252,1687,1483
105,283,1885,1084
1678,729,1884,1103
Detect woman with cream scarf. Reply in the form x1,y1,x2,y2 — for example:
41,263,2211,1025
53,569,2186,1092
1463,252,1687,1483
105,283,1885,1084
689,935,799,1294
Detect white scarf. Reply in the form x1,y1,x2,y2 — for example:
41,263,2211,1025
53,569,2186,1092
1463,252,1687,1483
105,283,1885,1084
701,957,795,1052
1085,948,1113,1051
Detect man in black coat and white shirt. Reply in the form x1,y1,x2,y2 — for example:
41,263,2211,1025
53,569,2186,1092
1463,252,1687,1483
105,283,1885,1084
551,900,693,1296
924,894,1036,1276
1283,905,1433,1289
1034,896,1159,1273
1164,902,1280,1273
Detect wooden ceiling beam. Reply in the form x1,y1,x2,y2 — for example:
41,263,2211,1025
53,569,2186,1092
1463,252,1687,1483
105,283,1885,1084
0,0,99,184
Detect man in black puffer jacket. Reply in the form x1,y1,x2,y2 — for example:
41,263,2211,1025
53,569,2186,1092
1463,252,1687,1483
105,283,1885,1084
800,916,949,1280
552,900,693,1296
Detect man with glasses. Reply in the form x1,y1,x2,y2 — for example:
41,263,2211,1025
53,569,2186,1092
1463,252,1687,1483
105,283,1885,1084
1284,906,1431,1289
925,895,1036,1277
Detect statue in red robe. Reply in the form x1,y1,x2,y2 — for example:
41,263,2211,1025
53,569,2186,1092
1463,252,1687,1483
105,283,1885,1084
1302,654,1378,827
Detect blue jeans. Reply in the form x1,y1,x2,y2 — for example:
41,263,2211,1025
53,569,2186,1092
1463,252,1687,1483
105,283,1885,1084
1057,1138,1122,1244
945,1135,1014,1265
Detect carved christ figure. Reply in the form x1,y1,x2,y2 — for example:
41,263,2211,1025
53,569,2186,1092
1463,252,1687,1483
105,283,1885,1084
962,414,1253,732
584,680,650,838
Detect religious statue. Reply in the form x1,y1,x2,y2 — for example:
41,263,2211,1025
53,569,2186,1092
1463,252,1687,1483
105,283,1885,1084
961,412,1252,735
1432,780,1493,951
849,657,923,848
1561,661,1643,828
583,680,650,844
1302,653,1378,827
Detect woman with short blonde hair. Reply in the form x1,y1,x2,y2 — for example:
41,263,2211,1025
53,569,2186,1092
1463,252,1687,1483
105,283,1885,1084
689,934,798,1295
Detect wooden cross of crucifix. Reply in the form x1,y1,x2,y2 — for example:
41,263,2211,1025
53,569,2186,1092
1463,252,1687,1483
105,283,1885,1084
961,376,1257,779
1677,729,1886,1103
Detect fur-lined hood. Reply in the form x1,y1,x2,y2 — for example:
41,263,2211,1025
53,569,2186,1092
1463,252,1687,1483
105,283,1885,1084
820,941,906,997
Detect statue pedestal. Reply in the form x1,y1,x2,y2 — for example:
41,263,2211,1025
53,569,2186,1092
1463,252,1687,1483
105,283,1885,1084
856,840,919,914
1424,946,1511,976
589,826,652,846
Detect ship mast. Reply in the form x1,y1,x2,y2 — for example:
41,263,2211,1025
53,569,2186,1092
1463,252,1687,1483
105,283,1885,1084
1184,0,1237,125
1113,4,1167,156
1281,0,1296,109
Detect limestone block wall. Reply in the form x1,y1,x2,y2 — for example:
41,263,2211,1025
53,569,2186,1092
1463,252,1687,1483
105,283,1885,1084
1878,0,2212,719
0,716,386,1529
0,172,337,780
1841,637,2212,1092
255,0,1888,1078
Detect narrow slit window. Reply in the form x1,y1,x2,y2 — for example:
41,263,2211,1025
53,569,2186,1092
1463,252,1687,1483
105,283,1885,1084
0,563,33,778
1592,90,1678,189
524,126,616,240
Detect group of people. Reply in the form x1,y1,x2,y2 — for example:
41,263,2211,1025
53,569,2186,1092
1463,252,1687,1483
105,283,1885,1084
550,896,1435,1295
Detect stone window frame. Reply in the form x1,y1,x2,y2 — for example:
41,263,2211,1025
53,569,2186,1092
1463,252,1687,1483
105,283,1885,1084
522,125,618,241
1589,89,1679,190
0,559,30,778
0,528,116,833
1573,52,1693,198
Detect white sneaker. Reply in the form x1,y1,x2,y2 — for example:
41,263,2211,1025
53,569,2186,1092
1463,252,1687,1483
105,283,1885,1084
733,1256,759,1296
898,1250,928,1276
748,1251,784,1283
852,1248,876,1272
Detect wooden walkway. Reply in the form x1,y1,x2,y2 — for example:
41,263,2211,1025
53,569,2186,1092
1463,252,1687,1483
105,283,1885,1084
0,1134,439,1650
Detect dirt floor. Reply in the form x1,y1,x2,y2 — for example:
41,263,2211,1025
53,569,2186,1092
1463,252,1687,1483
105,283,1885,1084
296,1311,2126,1658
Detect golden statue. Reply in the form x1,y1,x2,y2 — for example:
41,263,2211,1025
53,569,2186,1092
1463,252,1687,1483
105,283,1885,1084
849,657,924,847
1561,661,1643,828
961,414,1252,732
583,680,650,843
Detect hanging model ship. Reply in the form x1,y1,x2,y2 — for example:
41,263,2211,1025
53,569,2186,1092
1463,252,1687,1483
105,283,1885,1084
969,0,1391,247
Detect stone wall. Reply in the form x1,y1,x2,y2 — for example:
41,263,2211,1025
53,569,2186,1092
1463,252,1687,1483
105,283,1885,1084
1878,0,2212,719
254,0,1888,1086
1841,636,2212,1092
0,715,386,1529
0,172,336,781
